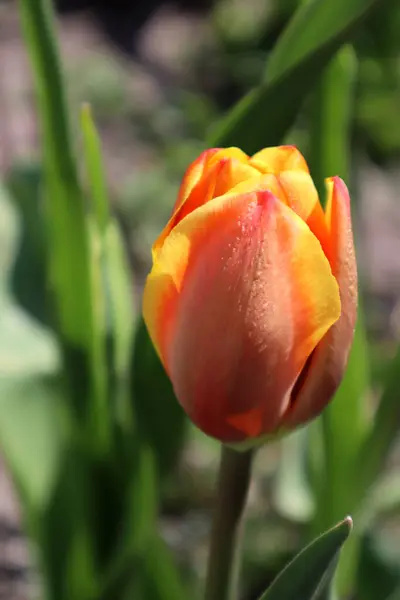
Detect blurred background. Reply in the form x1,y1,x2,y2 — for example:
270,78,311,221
1,0,400,599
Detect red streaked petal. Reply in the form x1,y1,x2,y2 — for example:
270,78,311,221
229,170,331,258
143,190,340,443
173,147,250,213
153,157,259,257
277,171,331,259
172,148,220,214
283,177,357,428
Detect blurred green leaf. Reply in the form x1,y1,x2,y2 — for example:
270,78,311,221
105,219,135,429
358,340,400,495
131,318,187,476
80,104,114,453
80,104,109,235
273,428,314,524
6,163,48,325
19,0,116,454
138,533,187,600
39,448,98,600
258,518,352,600
356,532,400,600
387,587,400,600
312,318,370,533
0,171,60,375
99,442,158,599
0,180,19,295
19,0,92,350
307,46,368,599
0,375,64,511
80,103,135,433
0,299,59,376
365,473,400,519
210,0,386,152
308,46,368,530
309,46,357,198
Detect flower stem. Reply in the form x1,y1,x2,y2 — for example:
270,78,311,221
205,445,254,600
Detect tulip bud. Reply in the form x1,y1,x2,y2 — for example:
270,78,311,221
143,146,357,445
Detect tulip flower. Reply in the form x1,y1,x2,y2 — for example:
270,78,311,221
143,146,357,445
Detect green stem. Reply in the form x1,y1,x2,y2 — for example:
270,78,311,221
205,446,254,600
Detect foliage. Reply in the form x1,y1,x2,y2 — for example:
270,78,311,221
0,0,399,598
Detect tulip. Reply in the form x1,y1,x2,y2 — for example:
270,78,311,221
143,146,357,445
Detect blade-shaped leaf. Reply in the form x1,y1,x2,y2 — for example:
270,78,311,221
306,46,366,600
0,375,64,511
19,0,92,350
131,318,187,476
19,0,113,453
99,441,158,599
312,556,339,600
6,164,48,326
273,428,314,524
80,104,135,431
386,588,400,600
80,104,110,236
258,518,352,600
139,534,187,600
359,342,400,492
210,0,386,152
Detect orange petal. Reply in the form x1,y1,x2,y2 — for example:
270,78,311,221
230,170,331,258
277,171,331,258
153,157,259,257
250,145,309,174
173,147,249,214
283,177,357,429
143,190,340,443
172,148,220,214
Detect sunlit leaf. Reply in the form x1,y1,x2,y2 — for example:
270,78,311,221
211,0,386,152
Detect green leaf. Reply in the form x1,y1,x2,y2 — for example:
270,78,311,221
138,533,187,600
308,46,357,199
356,532,400,600
99,442,158,599
131,318,187,476
273,428,314,524
386,588,400,600
105,219,136,430
0,375,64,511
19,0,93,351
6,164,48,326
0,170,60,376
18,0,115,453
39,447,98,600
312,317,370,533
312,556,339,600
80,103,135,435
307,46,368,529
258,518,352,600
80,104,110,235
80,105,114,453
358,341,400,493
210,0,386,152
306,46,367,600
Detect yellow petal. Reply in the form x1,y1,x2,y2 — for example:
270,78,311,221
283,177,357,428
250,145,309,174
